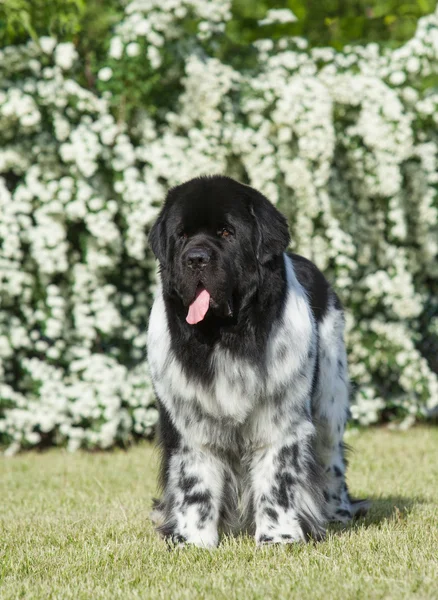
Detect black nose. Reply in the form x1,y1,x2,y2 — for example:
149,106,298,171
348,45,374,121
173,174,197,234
185,248,211,270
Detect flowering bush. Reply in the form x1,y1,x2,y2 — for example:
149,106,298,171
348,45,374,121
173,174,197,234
1,2,437,453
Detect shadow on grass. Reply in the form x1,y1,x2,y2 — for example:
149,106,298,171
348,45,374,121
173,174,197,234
329,495,426,535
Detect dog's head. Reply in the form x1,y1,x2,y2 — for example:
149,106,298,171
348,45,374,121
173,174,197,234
149,176,290,325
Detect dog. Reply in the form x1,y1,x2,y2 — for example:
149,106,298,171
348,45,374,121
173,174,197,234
147,175,368,547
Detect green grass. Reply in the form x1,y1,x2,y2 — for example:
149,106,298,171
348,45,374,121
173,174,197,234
1,428,437,600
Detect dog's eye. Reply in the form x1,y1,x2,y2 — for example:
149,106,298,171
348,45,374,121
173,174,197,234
217,228,232,238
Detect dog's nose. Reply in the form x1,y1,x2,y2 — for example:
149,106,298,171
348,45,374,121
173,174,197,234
185,248,211,270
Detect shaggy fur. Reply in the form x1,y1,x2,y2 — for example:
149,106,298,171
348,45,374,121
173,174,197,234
147,175,368,547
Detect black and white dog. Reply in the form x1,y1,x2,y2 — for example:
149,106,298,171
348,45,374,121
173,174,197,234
147,175,367,547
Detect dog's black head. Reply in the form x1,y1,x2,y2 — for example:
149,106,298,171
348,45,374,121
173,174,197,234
149,176,290,325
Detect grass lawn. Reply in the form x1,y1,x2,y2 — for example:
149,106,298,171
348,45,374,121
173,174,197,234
1,428,437,600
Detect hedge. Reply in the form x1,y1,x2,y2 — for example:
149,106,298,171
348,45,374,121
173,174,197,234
0,1,437,453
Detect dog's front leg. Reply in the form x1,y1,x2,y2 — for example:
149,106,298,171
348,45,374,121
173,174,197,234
160,444,225,548
251,421,327,545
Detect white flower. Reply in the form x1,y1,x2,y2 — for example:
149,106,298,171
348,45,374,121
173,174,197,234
98,67,113,82
109,36,124,60
39,37,56,54
147,46,161,68
54,43,78,71
406,56,421,73
259,9,298,26
389,71,406,85
126,42,140,57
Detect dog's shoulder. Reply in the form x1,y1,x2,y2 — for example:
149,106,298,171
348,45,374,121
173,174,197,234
286,252,341,322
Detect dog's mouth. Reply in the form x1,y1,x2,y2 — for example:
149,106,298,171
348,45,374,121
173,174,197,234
186,284,233,325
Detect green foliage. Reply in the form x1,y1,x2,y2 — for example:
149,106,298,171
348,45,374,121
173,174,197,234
74,0,124,83
2,0,437,54
2,0,436,120
0,0,85,45
229,0,438,49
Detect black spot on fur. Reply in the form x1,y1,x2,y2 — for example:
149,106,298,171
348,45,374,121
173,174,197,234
298,511,325,542
180,475,199,494
310,334,320,399
333,465,343,478
289,253,330,322
276,342,289,360
273,471,296,510
152,497,165,512
197,503,213,527
258,534,274,543
278,444,300,471
157,519,183,544
156,401,181,490
273,485,289,510
265,507,279,523
168,533,187,547
282,472,295,486
185,491,212,505
292,445,300,472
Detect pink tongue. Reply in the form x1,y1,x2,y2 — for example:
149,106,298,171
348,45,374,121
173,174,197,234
186,288,211,325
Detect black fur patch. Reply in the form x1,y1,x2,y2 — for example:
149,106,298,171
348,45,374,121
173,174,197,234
298,511,325,542
265,507,279,523
333,465,343,478
185,491,212,505
156,400,181,489
289,253,330,322
258,534,274,544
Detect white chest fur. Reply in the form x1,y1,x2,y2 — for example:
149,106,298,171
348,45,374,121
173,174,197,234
147,291,259,422
147,255,314,425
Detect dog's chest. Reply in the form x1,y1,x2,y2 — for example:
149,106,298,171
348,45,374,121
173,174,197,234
202,348,261,421
147,279,314,426
147,293,260,422
168,347,261,423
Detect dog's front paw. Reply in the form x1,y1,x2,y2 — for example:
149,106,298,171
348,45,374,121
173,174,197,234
185,530,219,549
328,507,352,524
256,514,326,546
165,526,219,549
166,533,188,549
165,530,219,549
256,524,305,546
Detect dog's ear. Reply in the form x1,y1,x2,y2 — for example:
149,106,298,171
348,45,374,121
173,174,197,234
149,213,167,266
247,188,290,265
